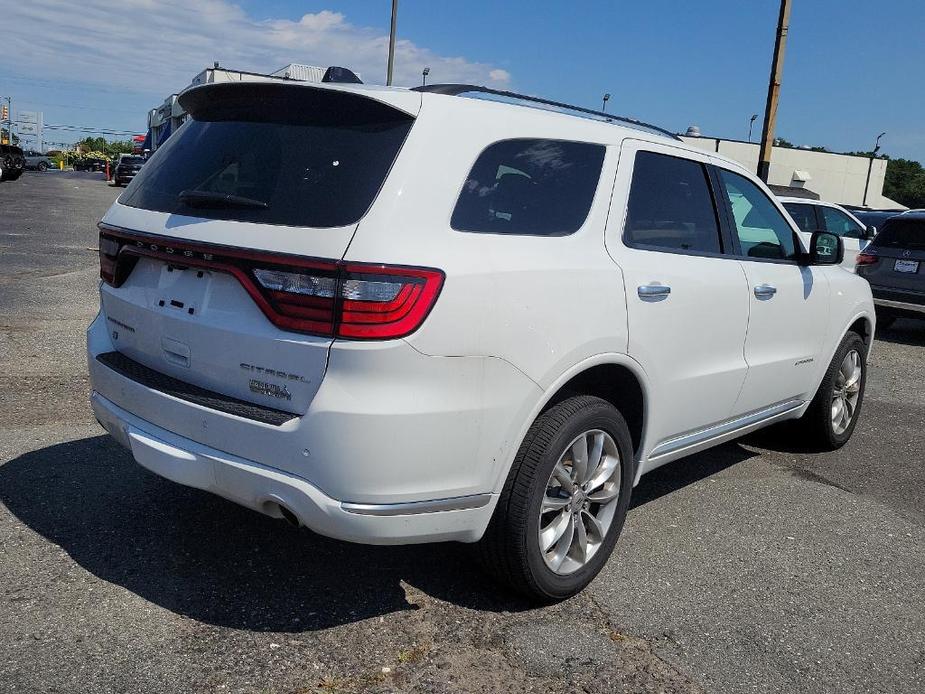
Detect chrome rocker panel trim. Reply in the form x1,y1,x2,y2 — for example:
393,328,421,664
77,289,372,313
647,399,805,464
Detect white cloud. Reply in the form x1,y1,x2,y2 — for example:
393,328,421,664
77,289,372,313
3,0,511,97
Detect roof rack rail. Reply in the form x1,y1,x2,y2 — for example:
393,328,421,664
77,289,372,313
412,84,680,141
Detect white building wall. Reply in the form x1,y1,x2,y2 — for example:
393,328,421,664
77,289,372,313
680,137,898,208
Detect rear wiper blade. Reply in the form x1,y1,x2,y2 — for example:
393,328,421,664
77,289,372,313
178,190,269,209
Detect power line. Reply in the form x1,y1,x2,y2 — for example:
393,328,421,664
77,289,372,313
11,118,141,136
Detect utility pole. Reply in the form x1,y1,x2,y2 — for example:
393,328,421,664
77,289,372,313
1,96,11,145
386,0,398,86
757,0,792,182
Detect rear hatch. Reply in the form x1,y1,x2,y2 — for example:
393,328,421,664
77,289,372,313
117,156,146,175
97,81,419,416
864,216,925,293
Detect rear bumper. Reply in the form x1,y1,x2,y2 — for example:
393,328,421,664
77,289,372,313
871,285,925,315
87,310,541,543
91,391,496,544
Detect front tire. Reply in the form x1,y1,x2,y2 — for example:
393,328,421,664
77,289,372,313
795,332,867,450
478,395,634,602
38,161,48,172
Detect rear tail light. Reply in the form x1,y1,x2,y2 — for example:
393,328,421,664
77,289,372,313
98,235,120,284
855,252,879,267
98,227,444,340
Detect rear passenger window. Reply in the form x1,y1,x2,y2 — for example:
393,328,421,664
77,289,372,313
782,203,817,232
451,139,605,236
623,151,722,254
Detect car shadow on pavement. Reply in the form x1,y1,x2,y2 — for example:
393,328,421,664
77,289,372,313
876,319,925,347
629,441,756,508
2,434,758,632
0,435,538,632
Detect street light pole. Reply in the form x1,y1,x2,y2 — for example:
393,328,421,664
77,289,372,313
422,66,430,86
386,0,398,86
757,0,792,182
862,131,886,207
601,93,610,112
748,114,758,142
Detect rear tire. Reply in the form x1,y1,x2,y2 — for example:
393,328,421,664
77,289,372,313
478,395,634,602
794,332,867,450
38,161,48,172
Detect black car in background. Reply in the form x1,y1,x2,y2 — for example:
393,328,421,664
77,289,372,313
0,144,26,181
112,154,146,186
74,157,108,172
856,212,925,327
846,208,904,233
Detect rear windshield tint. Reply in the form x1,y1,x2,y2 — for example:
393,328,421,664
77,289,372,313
121,156,145,165
873,217,925,251
120,84,414,228
451,138,605,236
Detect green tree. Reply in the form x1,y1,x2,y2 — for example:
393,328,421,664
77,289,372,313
882,158,925,208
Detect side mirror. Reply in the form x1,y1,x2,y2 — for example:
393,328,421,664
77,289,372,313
865,225,877,240
808,230,844,265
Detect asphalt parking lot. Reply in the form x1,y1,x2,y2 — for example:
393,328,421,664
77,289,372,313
1,171,924,694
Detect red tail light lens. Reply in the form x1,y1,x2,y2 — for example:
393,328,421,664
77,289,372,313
99,227,444,340
338,264,444,339
855,252,879,267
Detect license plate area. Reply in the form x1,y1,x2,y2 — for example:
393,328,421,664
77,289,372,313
894,259,920,274
155,264,212,316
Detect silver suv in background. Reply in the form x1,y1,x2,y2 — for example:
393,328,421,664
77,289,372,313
24,150,53,172
856,212,925,327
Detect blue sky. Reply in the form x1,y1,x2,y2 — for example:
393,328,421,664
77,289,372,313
2,0,923,162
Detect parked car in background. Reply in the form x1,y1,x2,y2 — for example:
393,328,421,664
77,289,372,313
87,80,875,601
855,212,925,327
844,208,903,233
779,197,875,269
0,144,26,181
112,154,146,186
74,157,107,172
23,150,53,172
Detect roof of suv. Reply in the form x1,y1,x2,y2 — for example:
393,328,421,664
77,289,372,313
178,79,762,183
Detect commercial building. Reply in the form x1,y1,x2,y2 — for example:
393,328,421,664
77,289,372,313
145,63,325,151
679,132,902,209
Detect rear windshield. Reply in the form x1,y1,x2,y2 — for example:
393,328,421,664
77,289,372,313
873,217,925,251
121,156,145,165
120,83,415,228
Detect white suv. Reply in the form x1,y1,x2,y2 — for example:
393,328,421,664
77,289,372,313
87,81,875,601
778,197,875,269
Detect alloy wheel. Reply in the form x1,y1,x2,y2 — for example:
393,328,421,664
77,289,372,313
831,349,862,436
538,429,621,575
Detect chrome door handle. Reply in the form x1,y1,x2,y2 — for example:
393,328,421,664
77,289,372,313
754,284,777,299
638,284,671,299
